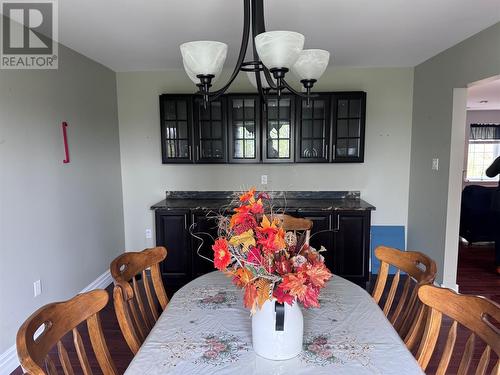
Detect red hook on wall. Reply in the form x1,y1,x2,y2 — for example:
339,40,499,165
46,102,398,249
62,121,70,164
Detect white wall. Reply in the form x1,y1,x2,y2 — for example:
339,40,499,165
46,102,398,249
0,42,125,354
408,22,500,286
117,67,414,251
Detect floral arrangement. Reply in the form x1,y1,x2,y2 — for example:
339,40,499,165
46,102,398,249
211,188,332,313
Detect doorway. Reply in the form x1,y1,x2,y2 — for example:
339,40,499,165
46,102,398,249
455,77,500,301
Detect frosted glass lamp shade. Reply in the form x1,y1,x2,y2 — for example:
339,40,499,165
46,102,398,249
292,49,330,80
246,71,276,89
254,31,304,69
180,41,228,84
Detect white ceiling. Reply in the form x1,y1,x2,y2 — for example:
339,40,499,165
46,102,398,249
468,79,500,110
54,0,500,71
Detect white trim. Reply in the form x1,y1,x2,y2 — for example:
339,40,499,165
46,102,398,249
439,282,459,293
0,270,112,375
0,346,18,375
80,270,113,293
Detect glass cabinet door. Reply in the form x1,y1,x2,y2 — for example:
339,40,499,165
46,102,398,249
228,95,261,163
332,92,366,162
193,97,227,163
263,96,295,163
295,95,330,162
160,95,193,163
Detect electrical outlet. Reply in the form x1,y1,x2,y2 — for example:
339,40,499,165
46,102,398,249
432,158,439,171
261,175,268,185
145,228,152,239
33,280,41,297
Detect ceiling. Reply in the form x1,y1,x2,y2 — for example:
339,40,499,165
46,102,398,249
48,1,500,71
468,79,500,110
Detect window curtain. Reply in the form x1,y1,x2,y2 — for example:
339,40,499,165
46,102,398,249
470,123,500,140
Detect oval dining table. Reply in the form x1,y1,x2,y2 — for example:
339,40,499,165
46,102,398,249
124,271,425,375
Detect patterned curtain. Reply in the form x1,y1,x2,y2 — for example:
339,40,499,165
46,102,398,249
470,123,500,140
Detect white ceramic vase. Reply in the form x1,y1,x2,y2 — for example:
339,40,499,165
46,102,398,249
252,299,303,360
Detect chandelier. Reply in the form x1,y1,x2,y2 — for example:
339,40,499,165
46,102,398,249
179,0,330,106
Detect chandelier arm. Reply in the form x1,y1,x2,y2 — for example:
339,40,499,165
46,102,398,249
209,0,251,97
281,78,310,98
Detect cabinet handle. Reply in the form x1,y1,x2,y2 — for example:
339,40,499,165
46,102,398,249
196,145,200,160
325,144,329,158
188,145,192,159
334,214,340,232
184,215,188,229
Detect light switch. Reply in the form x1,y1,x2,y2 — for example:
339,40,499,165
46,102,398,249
145,228,152,239
261,175,268,185
33,280,41,297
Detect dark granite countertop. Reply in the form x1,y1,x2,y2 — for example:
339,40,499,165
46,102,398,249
150,191,375,212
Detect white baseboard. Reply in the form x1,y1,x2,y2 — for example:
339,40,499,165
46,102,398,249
0,270,112,375
81,269,113,293
0,346,18,375
439,282,459,292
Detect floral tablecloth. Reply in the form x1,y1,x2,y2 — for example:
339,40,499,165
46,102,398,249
124,272,424,375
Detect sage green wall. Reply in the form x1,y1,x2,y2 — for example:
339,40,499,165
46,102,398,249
0,43,125,354
116,67,414,251
407,22,500,285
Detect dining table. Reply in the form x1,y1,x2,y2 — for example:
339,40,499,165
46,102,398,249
124,271,425,374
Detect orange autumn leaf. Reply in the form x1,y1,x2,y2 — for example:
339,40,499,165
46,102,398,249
306,263,332,288
281,273,308,299
244,282,258,313
255,279,271,309
274,227,286,250
233,267,253,287
239,187,256,203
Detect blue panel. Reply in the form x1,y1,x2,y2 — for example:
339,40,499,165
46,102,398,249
371,226,406,274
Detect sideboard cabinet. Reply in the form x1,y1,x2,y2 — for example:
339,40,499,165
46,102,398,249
154,205,372,289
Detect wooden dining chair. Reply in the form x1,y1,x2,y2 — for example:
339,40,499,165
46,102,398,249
371,246,437,350
273,214,313,244
416,285,500,374
110,246,169,354
17,289,118,375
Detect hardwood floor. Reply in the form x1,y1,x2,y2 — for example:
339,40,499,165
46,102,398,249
10,243,499,374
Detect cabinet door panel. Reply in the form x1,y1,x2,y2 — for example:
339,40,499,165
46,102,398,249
331,92,366,163
295,96,331,163
333,211,370,282
191,213,218,278
193,98,227,163
263,96,295,163
155,210,191,286
228,95,261,163
160,95,193,163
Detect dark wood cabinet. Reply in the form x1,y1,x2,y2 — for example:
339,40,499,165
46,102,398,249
227,95,261,163
159,95,194,163
155,206,371,289
295,95,331,163
154,209,191,286
160,92,366,164
192,97,228,163
332,210,371,283
262,95,295,163
331,92,366,163
190,212,218,278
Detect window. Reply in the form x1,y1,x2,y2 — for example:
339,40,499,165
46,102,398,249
465,124,500,182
